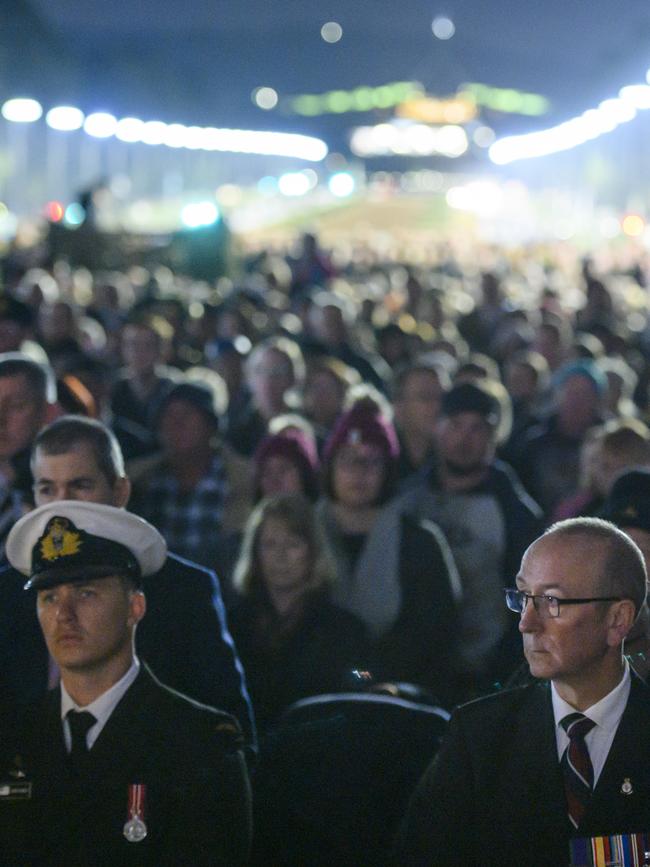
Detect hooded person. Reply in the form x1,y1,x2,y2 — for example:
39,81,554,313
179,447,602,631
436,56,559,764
315,397,462,706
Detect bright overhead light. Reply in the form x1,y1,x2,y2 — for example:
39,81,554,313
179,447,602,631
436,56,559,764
163,123,188,148
619,84,650,110
432,16,455,40
115,117,145,143
0,90,329,160
45,106,84,131
321,21,343,43
489,82,648,164
2,98,43,123
84,112,117,138
253,87,279,110
140,121,168,146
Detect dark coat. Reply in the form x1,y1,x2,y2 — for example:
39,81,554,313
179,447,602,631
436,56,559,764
0,553,256,749
0,666,251,867
395,676,650,867
229,593,371,732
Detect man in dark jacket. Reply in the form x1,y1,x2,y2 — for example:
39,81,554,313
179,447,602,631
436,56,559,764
396,518,650,867
0,500,251,866
0,415,255,749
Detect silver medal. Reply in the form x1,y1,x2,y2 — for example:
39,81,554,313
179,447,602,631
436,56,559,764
123,814,148,843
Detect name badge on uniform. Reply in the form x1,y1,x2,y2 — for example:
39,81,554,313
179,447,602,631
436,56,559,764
570,832,650,866
123,783,147,843
0,754,32,800
0,781,32,801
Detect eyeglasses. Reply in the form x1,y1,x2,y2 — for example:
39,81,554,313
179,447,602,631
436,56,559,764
504,588,622,619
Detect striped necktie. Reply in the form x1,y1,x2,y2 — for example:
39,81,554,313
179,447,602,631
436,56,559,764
560,712,596,829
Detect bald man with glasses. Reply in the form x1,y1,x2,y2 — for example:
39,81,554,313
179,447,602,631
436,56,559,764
397,517,650,867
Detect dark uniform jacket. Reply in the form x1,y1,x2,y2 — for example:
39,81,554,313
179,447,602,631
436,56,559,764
0,553,256,748
396,675,650,867
0,666,251,867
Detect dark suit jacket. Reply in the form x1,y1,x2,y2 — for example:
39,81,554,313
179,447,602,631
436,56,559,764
396,676,650,867
0,666,251,867
0,553,256,748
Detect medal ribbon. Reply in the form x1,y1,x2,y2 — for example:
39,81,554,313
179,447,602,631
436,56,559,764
127,783,146,820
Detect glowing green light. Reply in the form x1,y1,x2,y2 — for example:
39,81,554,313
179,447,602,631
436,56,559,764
292,95,323,116
353,87,375,111
326,91,353,113
289,81,422,116
459,82,550,116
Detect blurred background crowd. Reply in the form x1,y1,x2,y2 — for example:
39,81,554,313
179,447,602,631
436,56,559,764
3,232,650,721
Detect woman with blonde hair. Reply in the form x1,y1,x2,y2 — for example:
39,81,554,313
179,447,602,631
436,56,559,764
229,493,369,731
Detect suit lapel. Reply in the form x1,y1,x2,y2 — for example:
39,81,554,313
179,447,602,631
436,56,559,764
81,668,156,782
503,683,570,838
582,675,650,835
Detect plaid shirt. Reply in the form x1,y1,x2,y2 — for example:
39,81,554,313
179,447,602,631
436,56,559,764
133,454,229,568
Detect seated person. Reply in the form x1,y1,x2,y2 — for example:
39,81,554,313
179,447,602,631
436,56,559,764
229,493,370,732
0,500,251,866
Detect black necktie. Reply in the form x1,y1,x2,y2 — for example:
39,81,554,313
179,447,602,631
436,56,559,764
67,709,96,772
560,712,596,829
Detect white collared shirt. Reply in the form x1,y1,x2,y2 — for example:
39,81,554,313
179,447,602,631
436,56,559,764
551,662,631,786
60,657,140,752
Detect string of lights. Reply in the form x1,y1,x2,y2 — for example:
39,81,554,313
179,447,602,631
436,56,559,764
489,79,650,165
0,98,328,162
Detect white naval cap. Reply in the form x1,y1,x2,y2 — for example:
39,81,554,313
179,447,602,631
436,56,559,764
7,500,167,590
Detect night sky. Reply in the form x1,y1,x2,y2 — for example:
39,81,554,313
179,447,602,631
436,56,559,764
8,1,650,148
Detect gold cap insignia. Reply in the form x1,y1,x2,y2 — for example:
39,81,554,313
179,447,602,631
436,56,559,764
40,517,82,562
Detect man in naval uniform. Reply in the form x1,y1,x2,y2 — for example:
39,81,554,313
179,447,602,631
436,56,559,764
0,500,251,866
396,517,650,867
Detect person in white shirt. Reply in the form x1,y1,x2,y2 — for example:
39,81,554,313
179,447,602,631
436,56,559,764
396,517,650,867
0,500,251,867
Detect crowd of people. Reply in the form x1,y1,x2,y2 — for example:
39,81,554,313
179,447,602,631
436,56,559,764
2,230,650,863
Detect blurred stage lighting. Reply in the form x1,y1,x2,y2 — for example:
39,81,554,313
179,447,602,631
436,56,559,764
253,87,279,110
45,201,64,222
328,172,356,197
141,121,168,146
278,172,312,196
0,91,328,161
489,81,650,164
2,98,43,123
115,117,145,143
181,201,220,228
164,123,188,148
46,106,84,131
432,17,455,40
321,22,343,43
622,214,645,237
64,203,86,226
84,112,118,138
351,122,467,157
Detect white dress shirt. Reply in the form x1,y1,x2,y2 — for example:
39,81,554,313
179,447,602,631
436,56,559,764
60,657,140,752
551,662,631,786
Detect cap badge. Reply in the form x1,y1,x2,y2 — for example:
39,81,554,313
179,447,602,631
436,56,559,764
40,518,82,562
623,506,639,519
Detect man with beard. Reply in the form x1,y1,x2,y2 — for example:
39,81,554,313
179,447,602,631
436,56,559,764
388,381,542,688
